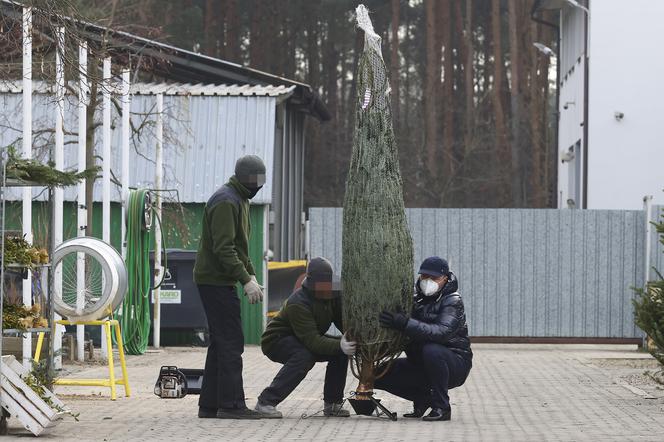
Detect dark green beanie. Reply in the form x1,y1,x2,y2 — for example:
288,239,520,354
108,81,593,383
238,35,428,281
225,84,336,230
235,155,266,187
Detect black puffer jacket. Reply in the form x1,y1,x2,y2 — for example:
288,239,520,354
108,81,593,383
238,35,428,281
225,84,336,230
403,272,472,360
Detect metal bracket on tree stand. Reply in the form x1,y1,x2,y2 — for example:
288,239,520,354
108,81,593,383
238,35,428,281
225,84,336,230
347,391,397,421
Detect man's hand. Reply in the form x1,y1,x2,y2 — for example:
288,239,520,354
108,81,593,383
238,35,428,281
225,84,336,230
243,278,264,304
340,333,357,356
379,309,409,331
250,274,263,288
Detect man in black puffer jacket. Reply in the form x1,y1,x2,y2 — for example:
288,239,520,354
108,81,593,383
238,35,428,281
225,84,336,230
375,256,472,421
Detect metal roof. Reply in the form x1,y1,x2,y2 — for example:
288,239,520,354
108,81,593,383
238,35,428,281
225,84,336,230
130,83,296,97
0,81,296,98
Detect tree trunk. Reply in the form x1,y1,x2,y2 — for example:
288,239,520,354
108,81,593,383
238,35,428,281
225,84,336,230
508,0,523,207
390,0,400,124
402,6,411,143
323,18,340,194
249,2,263,69
453,0,466,180
85,68,98,238
491,0,509,202
204,0,215,56
216,0,226,59
529,18,542,207
440,0,454,189
424,0,438,179
224,0,240,62
463,0,474,157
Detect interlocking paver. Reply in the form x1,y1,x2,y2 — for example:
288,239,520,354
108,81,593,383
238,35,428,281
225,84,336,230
3,344,664,441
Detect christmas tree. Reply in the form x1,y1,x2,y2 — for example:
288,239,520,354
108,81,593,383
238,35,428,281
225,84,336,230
342,4,414,400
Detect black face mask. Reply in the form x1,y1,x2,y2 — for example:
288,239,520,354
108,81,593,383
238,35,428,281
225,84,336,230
245,185,263,199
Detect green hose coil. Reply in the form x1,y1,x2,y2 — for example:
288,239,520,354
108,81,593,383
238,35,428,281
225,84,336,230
121,189,152,355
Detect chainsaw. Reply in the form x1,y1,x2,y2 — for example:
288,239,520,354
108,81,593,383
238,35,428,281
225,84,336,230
153,366,204,399
154,366,188,399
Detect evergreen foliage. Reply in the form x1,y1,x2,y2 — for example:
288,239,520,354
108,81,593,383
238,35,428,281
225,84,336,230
633,211,664,382
5,145,100,187
341,5,413,392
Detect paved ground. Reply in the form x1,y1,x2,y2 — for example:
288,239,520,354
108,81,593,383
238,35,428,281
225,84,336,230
4,344,664,441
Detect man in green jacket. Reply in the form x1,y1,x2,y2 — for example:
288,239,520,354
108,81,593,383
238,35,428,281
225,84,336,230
193,155,266,419
254,257,356,418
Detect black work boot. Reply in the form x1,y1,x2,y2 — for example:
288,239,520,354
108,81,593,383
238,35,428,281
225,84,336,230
198,407,217,418
422,407,451,421
216,407,263,419
403,403,428,418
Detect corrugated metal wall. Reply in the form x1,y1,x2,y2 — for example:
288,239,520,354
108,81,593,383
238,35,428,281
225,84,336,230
0,92,276,204
0,91,308,263
271,104,305,261
309,207,648,339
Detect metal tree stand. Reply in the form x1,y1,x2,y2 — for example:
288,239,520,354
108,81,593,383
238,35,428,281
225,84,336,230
347,391,398,421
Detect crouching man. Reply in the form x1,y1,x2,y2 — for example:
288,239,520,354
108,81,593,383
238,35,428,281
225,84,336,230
375,256,472,421
254,257,356,418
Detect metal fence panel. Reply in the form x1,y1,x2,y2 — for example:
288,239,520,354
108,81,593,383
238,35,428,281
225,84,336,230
309,207,648,338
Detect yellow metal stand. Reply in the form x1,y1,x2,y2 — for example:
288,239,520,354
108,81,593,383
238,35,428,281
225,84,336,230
35,319,131,400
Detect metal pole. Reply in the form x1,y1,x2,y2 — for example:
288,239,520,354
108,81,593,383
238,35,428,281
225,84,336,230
644,195,653,287
76,42,88,362
121,69,130,258
153,93,163,348
262,205,269,331
22,6,33,370
101,57,112,358
53,26,65,370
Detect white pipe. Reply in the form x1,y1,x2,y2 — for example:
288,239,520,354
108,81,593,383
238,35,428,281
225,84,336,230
262,205,269,332
644,195,653,286
53,26,65,370
121,69,130,259
101,57,112,358
21,6,32,370
76,41,88,362
153,93,163,349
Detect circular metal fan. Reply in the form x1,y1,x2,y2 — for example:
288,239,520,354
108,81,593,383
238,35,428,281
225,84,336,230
52,237,128,322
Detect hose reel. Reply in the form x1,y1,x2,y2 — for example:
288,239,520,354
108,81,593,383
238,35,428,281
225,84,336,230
52,237,128,322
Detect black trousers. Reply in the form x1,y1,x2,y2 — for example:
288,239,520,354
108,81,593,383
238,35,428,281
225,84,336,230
258,335,348,406
197,284,246,410
375,342,471,410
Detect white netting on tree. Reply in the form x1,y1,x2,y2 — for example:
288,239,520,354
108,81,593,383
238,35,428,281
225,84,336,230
342,4,414,393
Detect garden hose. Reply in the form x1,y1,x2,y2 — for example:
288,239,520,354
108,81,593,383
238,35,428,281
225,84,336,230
119,189,164,354
119,189,168,354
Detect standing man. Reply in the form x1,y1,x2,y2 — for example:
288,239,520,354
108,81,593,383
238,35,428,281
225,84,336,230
193,155,267,419
376,256,472,421
254,257,356,418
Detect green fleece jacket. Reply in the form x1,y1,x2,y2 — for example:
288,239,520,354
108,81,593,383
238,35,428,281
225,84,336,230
193,176,255,286
261,287,344,356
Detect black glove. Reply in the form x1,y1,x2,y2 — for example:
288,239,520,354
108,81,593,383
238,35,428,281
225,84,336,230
379,309,409,331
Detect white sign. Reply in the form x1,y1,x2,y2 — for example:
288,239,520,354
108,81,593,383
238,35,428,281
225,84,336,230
152,289,181,304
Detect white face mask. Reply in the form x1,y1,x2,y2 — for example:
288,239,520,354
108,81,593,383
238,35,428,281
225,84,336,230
420,278,440,297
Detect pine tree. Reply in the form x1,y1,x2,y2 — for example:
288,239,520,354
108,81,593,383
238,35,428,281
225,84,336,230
341,5,414,398
633,211,664,383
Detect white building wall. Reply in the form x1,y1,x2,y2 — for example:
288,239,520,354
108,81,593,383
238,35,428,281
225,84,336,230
586,0,664,209
557,5,587,209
